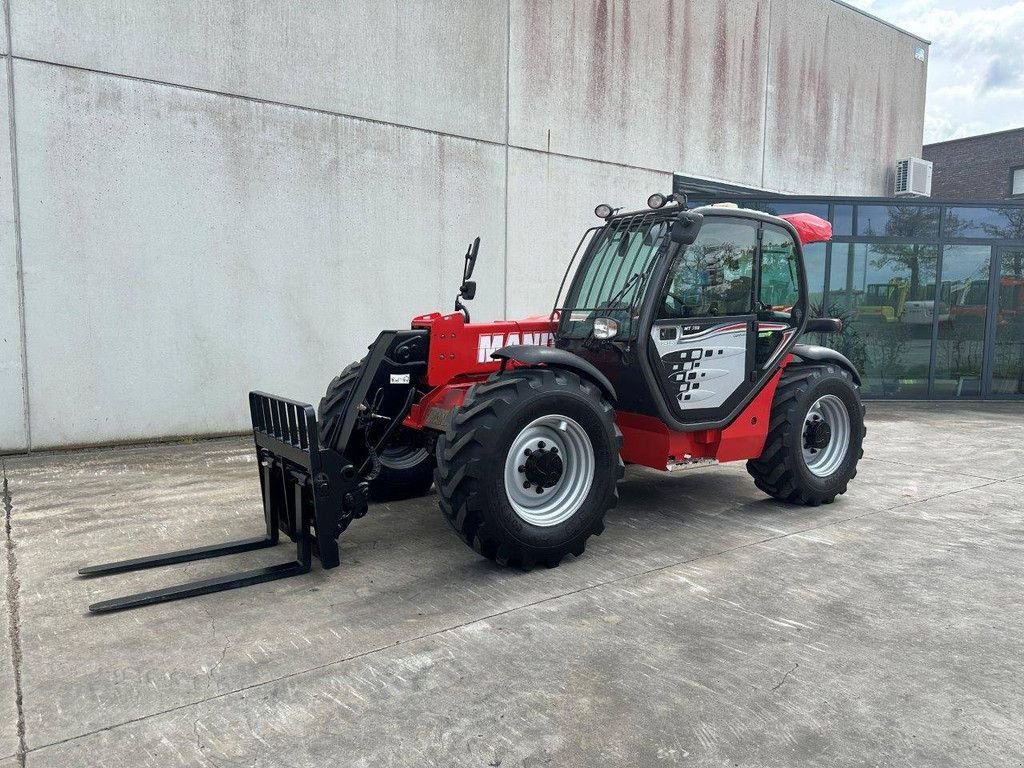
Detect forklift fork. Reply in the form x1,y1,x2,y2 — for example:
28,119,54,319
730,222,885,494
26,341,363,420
79,392,359,613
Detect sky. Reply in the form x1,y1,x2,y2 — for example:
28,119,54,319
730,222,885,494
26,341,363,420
843,0,1024,144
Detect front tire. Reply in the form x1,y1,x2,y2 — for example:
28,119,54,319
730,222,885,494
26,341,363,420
318,360,435,502
747,364,865,505
435,368,623,569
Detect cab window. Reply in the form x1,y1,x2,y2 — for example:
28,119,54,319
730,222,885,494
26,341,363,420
759,225,800,314
756,224,801,366
658,219,757,319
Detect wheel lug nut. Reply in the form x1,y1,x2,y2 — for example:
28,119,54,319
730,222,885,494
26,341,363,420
535,486,543,494
523,481,531,488
551,447,558,454
518,465,525,473
538,441,546,449
524,448,532,456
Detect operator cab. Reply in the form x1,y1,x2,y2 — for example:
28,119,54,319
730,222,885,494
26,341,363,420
555,196,821,431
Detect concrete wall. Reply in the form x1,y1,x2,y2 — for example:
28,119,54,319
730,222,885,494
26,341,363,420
509,0,770,182
762,0,930,195
0,0,928,451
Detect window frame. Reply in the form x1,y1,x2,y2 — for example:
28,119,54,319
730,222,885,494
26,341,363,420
1010,166,1024,199
557,214,672,340
758,223,802,314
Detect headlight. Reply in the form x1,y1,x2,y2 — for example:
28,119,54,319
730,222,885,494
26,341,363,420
593,317,619,340
647,192,667,209
594,203,613,219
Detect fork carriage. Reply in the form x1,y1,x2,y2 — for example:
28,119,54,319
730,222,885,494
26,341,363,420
80,393,359,613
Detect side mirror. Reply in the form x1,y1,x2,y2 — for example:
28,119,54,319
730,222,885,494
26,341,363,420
804,317,843,334
463,237,480,282
456,236,481,321
670,211,703,245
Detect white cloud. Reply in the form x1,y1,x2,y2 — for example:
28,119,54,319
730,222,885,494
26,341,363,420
843,0,1024,142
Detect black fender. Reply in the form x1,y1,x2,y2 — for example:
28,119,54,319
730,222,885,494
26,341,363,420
791,344,862,386
491,345,617,403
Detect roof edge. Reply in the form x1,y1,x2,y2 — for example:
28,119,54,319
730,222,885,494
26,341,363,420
923,126,1024,148
672,173,1024,207
828,0,931,45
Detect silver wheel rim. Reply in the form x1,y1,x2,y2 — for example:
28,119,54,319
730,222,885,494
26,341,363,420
802,394,851,478
503,415,595,527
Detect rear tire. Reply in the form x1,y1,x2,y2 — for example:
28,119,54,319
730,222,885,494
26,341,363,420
746,364,865,505
318,360,435,502
435,368,623,569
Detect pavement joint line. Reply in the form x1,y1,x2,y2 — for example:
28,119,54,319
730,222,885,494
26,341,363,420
24,473,1001,756
859,455,1008,482
1,460,26,768
873,477,1007,512
0,431,249,461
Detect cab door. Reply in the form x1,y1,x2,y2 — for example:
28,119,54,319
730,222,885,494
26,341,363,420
647,216,760,424
754,223,803,371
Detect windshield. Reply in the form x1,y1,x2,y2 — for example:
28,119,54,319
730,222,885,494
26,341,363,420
558,215,670,339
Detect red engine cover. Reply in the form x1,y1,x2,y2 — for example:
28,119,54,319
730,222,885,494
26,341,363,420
411,312,556,386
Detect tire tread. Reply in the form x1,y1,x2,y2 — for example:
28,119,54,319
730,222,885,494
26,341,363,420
746,364,865,505
435,368,624,569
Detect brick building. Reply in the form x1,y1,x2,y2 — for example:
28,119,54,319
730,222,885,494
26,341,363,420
923,128,1024,200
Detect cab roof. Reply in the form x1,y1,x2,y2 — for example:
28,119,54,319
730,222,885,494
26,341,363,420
604,201,833,246
690,204,833,246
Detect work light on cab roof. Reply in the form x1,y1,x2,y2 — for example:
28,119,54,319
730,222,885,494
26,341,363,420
79,192,862,614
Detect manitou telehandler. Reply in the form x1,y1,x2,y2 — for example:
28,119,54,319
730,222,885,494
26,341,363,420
81,193,865,612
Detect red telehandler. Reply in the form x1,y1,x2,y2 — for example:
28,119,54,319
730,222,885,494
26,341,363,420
81,194,864,612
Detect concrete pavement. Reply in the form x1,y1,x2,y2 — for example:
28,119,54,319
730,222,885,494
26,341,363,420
1,402,1022,766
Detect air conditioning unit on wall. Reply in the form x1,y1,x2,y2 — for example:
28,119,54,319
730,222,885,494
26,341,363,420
895,157,933,197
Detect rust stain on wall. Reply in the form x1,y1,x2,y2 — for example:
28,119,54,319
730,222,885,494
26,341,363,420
745,0,766,144
873,72,885,174
511,0,922,192
682,0,694,86
772,20,791,164
812,17,833,171
586,0,610,108
841,80,856,157
617,1,633,135
620,1,631,76
709,0,729,156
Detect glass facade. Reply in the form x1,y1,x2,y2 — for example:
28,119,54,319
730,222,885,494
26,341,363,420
675,179,1024,399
